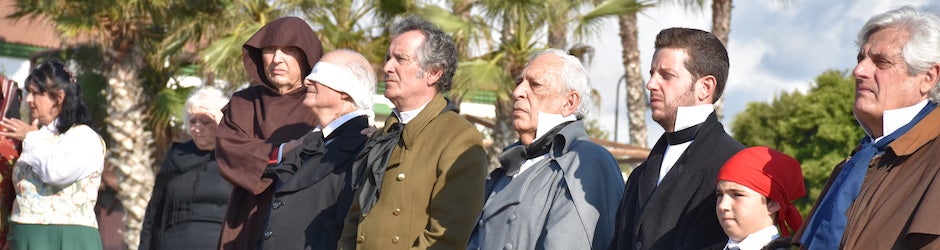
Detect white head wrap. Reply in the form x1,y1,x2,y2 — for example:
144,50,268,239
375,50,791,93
306,62,375,123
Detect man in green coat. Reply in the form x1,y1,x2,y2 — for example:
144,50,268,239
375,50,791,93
339,16,487,249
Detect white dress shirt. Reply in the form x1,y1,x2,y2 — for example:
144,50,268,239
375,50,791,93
658,104,714,185
314,110,371,143
393,100,431,124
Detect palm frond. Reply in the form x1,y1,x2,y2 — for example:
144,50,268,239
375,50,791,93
574,0,652,41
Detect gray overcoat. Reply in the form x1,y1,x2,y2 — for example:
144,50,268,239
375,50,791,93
468,120,625,250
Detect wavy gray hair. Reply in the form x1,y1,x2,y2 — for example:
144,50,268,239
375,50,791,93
858,6,940,101
390,16,457,93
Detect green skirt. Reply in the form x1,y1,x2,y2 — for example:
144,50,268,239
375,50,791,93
7,223,102,250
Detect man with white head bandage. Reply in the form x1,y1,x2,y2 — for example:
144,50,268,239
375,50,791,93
260,49,376,249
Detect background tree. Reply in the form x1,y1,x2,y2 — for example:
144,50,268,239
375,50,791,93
731,70,862,215
12,1,160,247
12,0,232,247
617,8,647,147
436,0,648,164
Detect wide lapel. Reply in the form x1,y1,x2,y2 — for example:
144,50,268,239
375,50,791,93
277,116,369,193
479,162,536,221
635,137,667,217
635,113,718,230
889,108,940,156
480,135,555,221
399,94,447,151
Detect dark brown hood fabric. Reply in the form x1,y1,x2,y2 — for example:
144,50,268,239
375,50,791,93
216,16,322,249
242,16,323,91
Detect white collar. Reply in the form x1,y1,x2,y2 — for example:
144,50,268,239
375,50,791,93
313,110,370,138
393,101,431,124
862,99,928,143
725,225,779,250
673,104,714,131
41,119,60,134
533,112,576,142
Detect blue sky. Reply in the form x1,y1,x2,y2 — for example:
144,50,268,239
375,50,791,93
586,0,938,147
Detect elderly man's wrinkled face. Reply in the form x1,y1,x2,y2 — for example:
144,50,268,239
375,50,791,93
512,54,573,142
303,79,348,122
262,46,307,94
853,27,935,135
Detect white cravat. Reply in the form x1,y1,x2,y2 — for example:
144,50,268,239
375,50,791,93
658,104,713,185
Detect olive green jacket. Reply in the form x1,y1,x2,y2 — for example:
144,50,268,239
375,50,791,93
340,94,487,249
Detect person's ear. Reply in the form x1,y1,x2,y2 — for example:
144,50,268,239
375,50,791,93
696,75,717,104
341,92,353,102
424,67,443,87
767,199,781,214
920,63,939,95
54,89,65,107
563,90,580,116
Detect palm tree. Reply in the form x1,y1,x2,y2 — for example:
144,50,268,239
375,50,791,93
430,0,648,163
618,11,649,148
12,1,154,246
549,0,652,148
11,1,160,247
11,0,235,247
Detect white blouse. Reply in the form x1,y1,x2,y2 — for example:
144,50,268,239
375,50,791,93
10,120,105,228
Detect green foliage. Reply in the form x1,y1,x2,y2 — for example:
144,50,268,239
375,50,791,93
732,70,864,216
77,71,108,132
152,86,194,131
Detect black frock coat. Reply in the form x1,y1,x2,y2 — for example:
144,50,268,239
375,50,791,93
261,115,369,249
610,112,744,250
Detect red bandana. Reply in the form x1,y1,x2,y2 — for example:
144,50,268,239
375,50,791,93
717,146,806,237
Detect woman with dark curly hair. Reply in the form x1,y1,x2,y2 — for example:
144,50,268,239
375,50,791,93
5,59,106,249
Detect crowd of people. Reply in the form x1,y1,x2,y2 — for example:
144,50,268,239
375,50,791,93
0,4,937,250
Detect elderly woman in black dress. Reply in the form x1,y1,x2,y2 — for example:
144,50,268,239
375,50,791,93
140,86,232,250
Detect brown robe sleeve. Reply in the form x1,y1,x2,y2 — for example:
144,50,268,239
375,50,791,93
215,89,276,195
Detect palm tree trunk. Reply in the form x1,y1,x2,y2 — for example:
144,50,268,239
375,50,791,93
618,13,648,148
105,60,154,250
489,97,515,171
711,0,732,120
548,21,567,49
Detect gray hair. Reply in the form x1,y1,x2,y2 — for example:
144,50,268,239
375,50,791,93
183,86,229,132
858,6,940,101
529,49,593,119
390,16,457,93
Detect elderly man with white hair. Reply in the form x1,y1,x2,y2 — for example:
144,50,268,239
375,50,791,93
796,6,940,249
261,49,375,249
467,49,625,250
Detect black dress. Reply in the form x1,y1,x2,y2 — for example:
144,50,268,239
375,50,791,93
140,141,233,250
